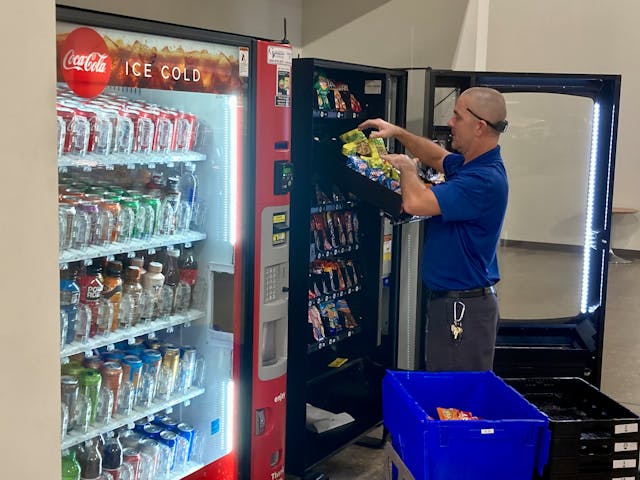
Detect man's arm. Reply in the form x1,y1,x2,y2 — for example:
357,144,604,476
358,118,449,173
384,154,442,216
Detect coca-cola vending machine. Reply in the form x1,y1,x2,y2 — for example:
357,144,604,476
56,6,291,480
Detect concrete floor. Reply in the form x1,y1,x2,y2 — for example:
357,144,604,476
293,246,640,480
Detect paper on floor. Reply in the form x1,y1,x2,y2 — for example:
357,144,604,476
306,403,355,433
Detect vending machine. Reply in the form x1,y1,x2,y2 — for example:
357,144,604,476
56,6,291,480
286,58,407,477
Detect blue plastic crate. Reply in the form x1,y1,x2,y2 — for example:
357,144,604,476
383,370,551,480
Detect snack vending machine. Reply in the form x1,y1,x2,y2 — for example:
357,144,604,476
287,58,407,477
56,6,291,480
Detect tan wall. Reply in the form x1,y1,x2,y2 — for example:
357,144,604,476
0,0,60,478
300,0,469,69
487,0,640,251
58,0,303,46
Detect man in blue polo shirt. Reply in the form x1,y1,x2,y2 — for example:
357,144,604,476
359,87,508,371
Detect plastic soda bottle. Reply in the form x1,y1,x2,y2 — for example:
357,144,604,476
61,449,81,480
102,261,123,332
60,266,80,346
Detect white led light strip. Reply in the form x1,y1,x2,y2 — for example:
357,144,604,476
580,102,600,313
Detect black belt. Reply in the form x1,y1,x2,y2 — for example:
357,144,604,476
428,286,496,300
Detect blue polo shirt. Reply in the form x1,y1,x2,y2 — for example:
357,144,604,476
423,146,508,291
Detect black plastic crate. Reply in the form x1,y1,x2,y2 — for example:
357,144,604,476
536,473,639,480
544,451,638,477
506,377,640,479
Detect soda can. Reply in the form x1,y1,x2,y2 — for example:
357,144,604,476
143,423,163,441
57,106,75,154
139,438,160,477
158,415,179,431
175,112,197,151
176,422,196,460
154,109,175,153
158,430,178,470
162,347,181,396
131,108,156,153
123,447,141,479
120,430,143,449
134,418,150,433
179,346,197,392
141,349,162,387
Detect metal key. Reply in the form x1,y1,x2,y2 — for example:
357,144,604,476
451,301,465,341
451,324,463,340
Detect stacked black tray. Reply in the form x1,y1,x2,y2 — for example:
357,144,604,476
506,377,640,480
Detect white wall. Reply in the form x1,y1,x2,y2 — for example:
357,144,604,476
486,0,640,251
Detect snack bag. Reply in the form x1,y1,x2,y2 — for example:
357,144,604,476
308,305,325,341
437,407,480,421
341,140,373,157
319,301,342,335
339,128,367,144
314,72,332,111
369,137,388,157
336,299,358,329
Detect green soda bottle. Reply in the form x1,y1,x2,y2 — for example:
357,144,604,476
61,449,81,480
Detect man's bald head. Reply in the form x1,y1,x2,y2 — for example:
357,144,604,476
461,87,507,135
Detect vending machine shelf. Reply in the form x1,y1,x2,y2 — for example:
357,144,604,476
308,285,362,307
58,150,206,169
61,386,205,450
324,156,405,222
59,231,206,264
60,308,206,358
307,325,363,354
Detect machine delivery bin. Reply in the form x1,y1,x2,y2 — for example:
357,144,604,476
383,370,551,480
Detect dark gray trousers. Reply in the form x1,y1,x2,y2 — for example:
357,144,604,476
424,292,499,371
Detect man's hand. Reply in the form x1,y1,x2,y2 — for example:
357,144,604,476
383,153,418,175
358,118,399,139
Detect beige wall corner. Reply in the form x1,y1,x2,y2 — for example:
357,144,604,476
452,0,489,70
0,0,60,477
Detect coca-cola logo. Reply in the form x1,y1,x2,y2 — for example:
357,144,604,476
60,27,112,98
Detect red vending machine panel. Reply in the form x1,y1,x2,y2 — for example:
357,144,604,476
249,40,292,480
